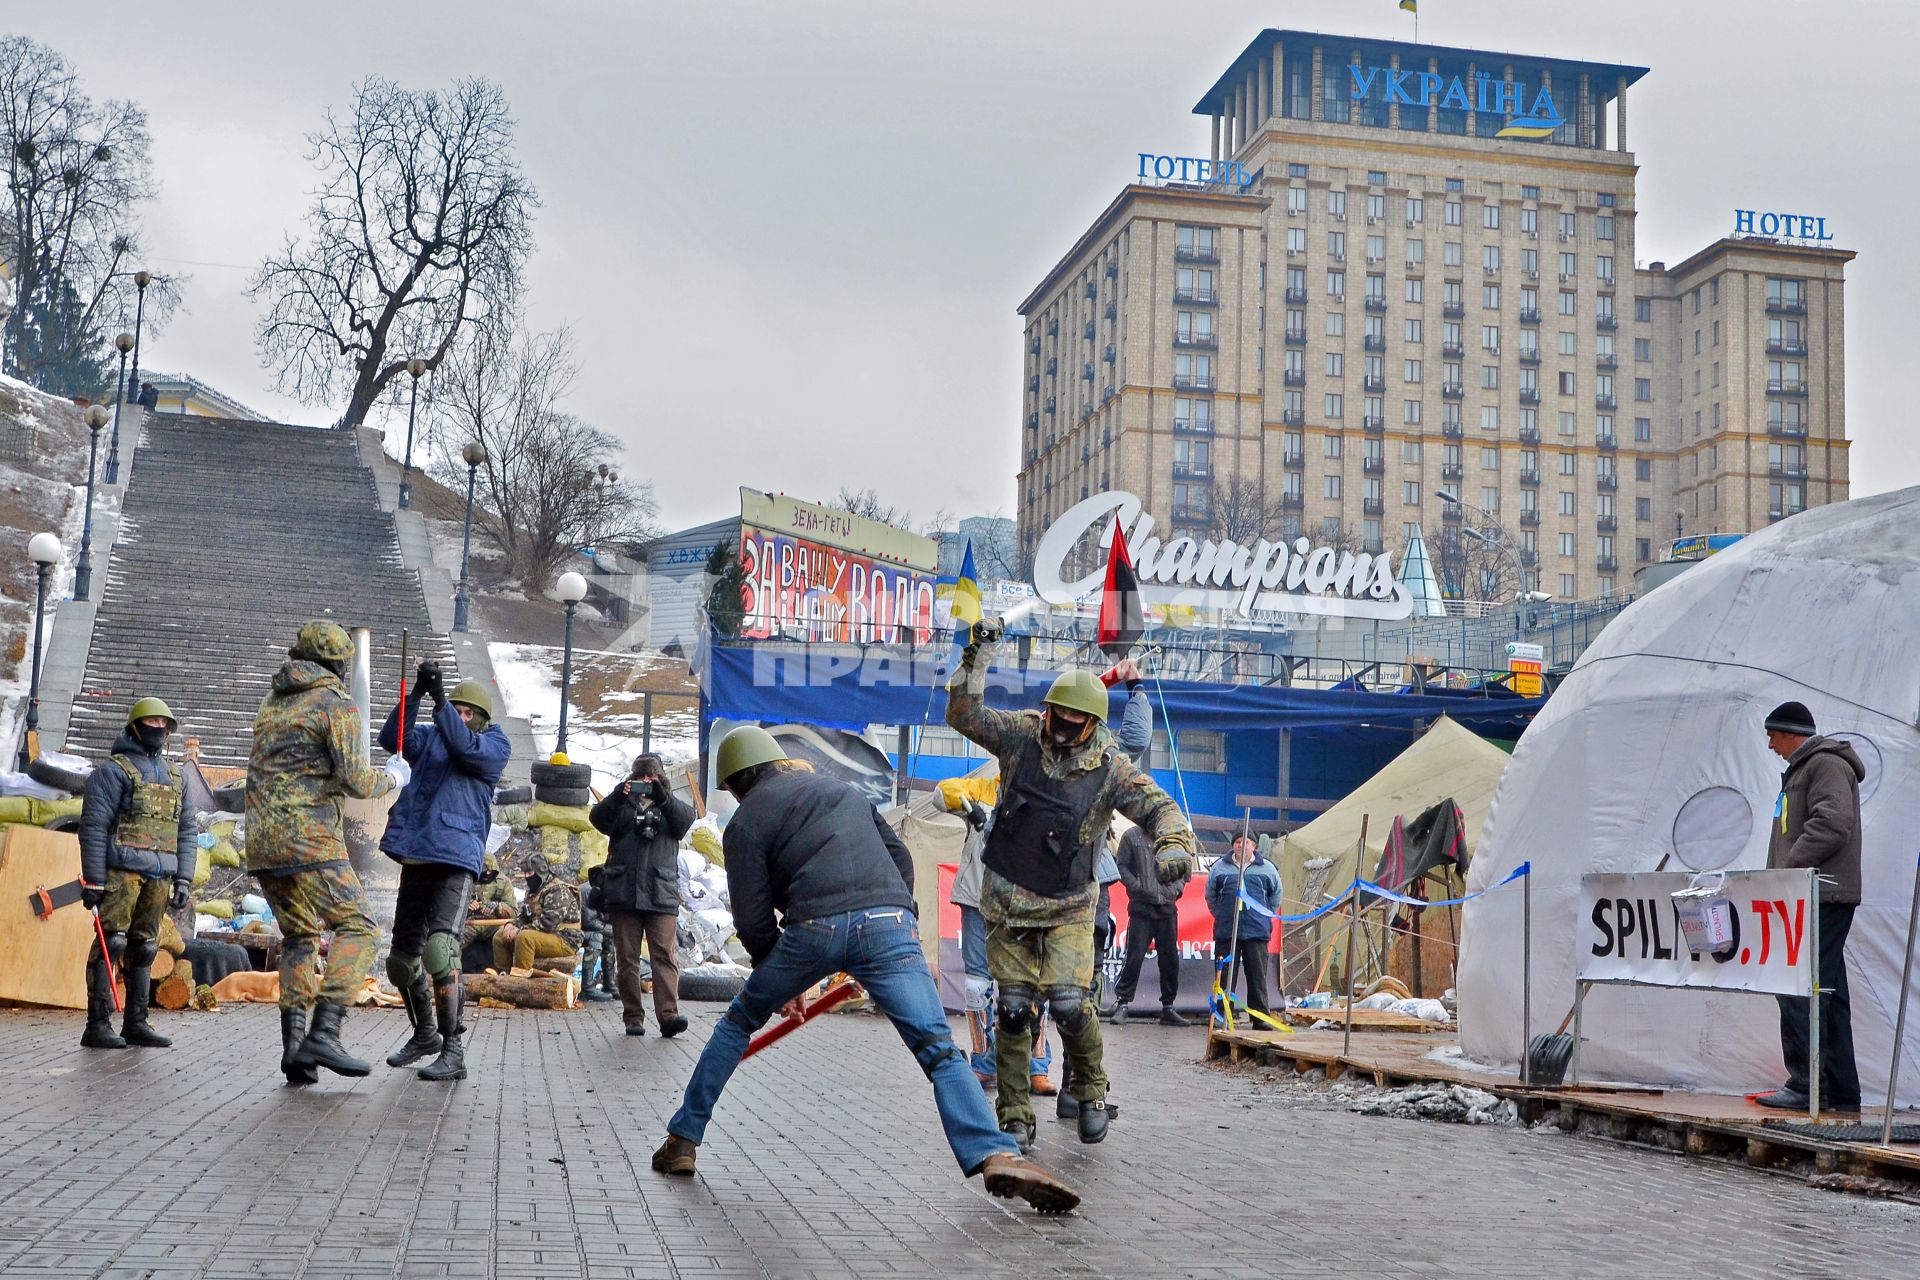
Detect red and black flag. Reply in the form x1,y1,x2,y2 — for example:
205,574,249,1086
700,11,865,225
1096,516,1145,659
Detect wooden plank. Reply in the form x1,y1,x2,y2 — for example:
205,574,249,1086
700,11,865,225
0,826,91,1010
1281,1005,1450,1033
1234,794,1334,814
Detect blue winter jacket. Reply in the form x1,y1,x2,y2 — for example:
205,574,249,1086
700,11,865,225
377,697,512,875
1206,853,1282,942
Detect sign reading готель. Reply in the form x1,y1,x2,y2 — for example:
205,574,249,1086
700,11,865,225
1577,869,1816,997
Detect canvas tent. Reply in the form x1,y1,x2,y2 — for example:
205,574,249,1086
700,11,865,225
1277,716,1512,995
1459,489,1920,1103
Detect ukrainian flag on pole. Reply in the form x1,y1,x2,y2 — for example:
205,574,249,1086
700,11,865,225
1400,0,1417,11
937,539,983,638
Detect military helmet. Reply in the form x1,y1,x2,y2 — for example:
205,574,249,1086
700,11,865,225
1043,669,1110,723
126,696,178,731
289,620,354,663
715,725,785,785
448,680,494,718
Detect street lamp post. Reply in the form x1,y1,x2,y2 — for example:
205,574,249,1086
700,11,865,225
20,532,61,770
453,441,487,632
1437,489,1548,602
106,332,132,484
398,358,427,509
73,405,109,600
554,571,588,755
126,271,151,403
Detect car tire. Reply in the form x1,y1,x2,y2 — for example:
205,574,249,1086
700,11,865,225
493,785,533,806
533,785,594,808
679,969,747,1003
26,757,90,795
212,781,247,813
43,814,81,834
530,761,592,789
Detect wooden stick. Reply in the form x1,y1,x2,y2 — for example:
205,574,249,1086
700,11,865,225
1342,815,1370,1061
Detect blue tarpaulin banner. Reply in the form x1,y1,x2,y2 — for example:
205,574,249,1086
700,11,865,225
701,643,1544,736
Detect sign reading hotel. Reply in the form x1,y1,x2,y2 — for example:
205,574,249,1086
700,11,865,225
1576,869,1816,998
1033,491,1413,621
1347,64,1565,139
1733,209,1833,242
737,488,938,645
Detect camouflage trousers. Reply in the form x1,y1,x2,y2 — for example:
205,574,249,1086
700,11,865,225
985,915,1107,1129
90,869,169,960
255,863,379,1011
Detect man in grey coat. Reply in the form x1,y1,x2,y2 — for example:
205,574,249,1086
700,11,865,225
1755,700,1865,1111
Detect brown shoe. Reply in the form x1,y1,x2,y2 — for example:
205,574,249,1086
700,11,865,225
650,1135,698,1177
1029,1074,1058,1096
981,1152,1080,1214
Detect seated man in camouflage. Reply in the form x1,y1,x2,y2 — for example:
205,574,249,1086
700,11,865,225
491,861,584,971
460,852,519,961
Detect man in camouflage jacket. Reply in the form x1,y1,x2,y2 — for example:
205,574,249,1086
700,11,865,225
492,863,585,971
246,621,406,1083
946,630,1194,1148
460,852,520,956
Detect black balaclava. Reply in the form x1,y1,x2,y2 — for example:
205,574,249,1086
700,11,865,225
134,723,169,753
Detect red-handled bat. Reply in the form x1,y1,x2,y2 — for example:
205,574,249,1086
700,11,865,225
92,904,122,1013
396,628,410,750
741,979,862,1061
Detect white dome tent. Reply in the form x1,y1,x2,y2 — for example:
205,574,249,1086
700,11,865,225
1459,489,1920,1103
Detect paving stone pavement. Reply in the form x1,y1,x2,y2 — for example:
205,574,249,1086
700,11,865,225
0,1000,1916,1278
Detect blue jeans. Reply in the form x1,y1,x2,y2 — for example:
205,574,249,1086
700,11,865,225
668,907,1018,1174
959,905,1051,1081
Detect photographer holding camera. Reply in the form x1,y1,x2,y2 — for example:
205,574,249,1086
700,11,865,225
589,754,696,1037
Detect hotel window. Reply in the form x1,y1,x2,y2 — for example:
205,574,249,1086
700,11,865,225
1367,234,1386,260
1692,287,1702,314
1177,226,1216,255
1635,458,1652,480
1329,230,1346,258
1404,278,1424,303
1558,252,1577,278
1598,192,1615,206
1483,244,1501,273
1483,284,1500,309
1287,61,1311,118
1597,215,1614,241
1480,446,1500,470
1481,485,1500,514
1769,360,1803,390
1365,478,1384,503
1711,278,1720,305
1366,316,1386,342
1483,204,1500,230
1288,163,1309,178
1329,190,1346,218
1637,537,1652,560
1693,329,1701,355
1597,413,1614,439
1599,534,1614,559
1403,480,1421,504
1324,474,1342,499
1323,434,1343,459
1404,399,1422,424
1324,351,1342,376
1520,207,1538,236
1521,248,1539,276
1404,358,1422,383
1367,273,1386,301
1713,319,1721,346
1634,338,1651,361
1446,178,1463,192
1559,533,1576,556
1442,402,1462,428
1558,211,1576,238
1560,573,1576,597
1321,67,1352,123
1366,395,1384,420
1634,378,1652,401
1483,325,1500,351
1481,405,1500,431
1325,393,1344,417
1558,290,1576,316
1287,265,1306,293
1597,255,1614,282
1558,410,1576,436
1559,491,1577,515
1327,269,1345,297
1558,331,1576,356
1325,311,1344,336
1597,373,1614,399
1404,317,1422,342
1521,286,1540,312
1287,187,1308,216
1401,440,1423,462
1520,368,1539,394
1712,363,1720,388
1284,429,1304,453
1482,365,1500,389
1636,497,1652,520
1369,169,1387,186
1635,299,1652,322
1596,334,1615,359
1445,200,1462,226
1522,185,1540,201
1406,196,1424,225
1287,227,1306,254
1559,452,1577,476
1367,193,1386,221
1407,238,1424,264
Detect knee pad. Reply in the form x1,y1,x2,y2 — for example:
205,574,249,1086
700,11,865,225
386,950,424,990
907,1031,966,1081
963,975,994,1012
997,986,1035,1035
1048,987,1091,1035
127,937,159,968
105,931,128,966
422,931,460,980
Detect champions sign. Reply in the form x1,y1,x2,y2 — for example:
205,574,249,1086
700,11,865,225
1032,491,1413,620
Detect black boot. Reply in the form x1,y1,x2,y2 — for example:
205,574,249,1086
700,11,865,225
1056,1060,1080,1119
120,967,172,1048
80,956,126,1050
281,1008,318,1085
386,976,442,1067
1077,1099,1110,1144
418,976,466,1081
293,1001,371,1077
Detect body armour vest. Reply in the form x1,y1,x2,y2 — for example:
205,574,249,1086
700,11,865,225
982,736,1108,898
112,754,182,852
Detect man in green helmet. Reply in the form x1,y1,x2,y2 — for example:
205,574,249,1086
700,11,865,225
76,697,197,1049
377,663,511,1083
247,621,408,1084
946,622,1194,1151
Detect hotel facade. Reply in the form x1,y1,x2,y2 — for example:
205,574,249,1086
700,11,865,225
1015,30,1851,602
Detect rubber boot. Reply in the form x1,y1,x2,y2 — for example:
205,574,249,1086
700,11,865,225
386,976,442,1067
80,956,126,1050
1056,1060,1080,1120
281,1008,318,1085
418,976,466,1081
120,967,172,1048
293,1001,371,1077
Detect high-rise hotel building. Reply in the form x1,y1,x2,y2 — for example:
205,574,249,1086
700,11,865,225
1015,30,1852,600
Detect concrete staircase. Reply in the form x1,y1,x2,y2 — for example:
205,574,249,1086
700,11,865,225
64,415,461,769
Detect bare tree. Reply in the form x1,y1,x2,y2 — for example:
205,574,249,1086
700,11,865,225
251,76,536,429
429,324,657,589
0,36,174,394
1430,524,1525,601
1208,476,1292,547
831,486,912,529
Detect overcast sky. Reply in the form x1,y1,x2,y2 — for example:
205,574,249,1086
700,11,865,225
24,0,1918,532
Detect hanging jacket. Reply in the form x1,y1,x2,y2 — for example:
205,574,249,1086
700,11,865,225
589,779,696,914
78,730,196,887
378,695,513,876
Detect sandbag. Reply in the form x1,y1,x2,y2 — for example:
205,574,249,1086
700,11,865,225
526,801,595,834
688,818,724,865
199,899,234,920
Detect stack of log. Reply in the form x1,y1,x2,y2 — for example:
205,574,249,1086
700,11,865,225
468,964,578,1010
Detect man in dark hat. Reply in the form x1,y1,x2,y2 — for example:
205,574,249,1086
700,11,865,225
1756,699,1865,1111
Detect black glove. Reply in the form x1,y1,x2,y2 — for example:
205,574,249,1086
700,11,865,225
80,884,105,911
962,799,988,831
584,885,604,914
970,617,1003,645
417,661,445,704
649,777,670,805
169,881,191,912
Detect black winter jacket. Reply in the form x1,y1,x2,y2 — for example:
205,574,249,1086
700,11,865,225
78,730,197,887
589,782,696,915
722,767,916,965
